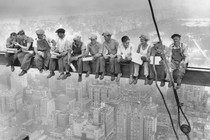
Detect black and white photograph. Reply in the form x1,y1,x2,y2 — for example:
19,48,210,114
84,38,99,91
0,0,210,140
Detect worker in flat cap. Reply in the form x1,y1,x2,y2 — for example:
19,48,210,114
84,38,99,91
34,29,55,73
101,31,119,81
132,35,151,85
68,34,87,82
47,28,71,80
5,32,18,72
15,30,34,76
149,41,168,86
116,35,134,83
84,34,105,80
167,33,189,89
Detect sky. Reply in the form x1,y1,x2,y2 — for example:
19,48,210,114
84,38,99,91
0,0,210,18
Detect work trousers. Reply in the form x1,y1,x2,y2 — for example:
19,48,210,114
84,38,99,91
34,51,51,70
5,53,17,66
133,62,149,77
49,55,70,73
17,52,34,71
114,58,134,75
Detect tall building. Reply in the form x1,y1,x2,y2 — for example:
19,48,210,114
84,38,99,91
89,84,111,105
104,105,115,138
56,111,69,127
40,98,55,125
116,104,143,140
143,116,157,140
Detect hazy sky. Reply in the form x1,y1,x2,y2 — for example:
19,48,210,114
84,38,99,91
0,0,210,17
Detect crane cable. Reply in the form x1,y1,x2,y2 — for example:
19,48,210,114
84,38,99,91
147,0,191,139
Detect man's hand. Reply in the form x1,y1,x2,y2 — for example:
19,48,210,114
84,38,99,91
14,42,20,46
127,56,132,61
110,54,116,58
104,55,109,59
141,56,147,62
117,56,121,63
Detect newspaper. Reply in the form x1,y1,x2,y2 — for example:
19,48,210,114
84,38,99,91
131,52,143,65
6,48,18,53
82,56,93,61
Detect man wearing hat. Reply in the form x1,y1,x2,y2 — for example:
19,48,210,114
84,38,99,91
34,29,55,73
47,28,71,80
102,31,119,81
115,35,134,83
68,34,86,82
167,33,189,89
84,34,105,80
15,30,34,76
133,35,151,85
5,32,18,72
149,41,167,86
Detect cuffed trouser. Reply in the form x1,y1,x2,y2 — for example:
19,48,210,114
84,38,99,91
105,57,116,74
149,60,166,81
133,62,149,77
5,53,17,66
17,52,34,71
114,58,134,75
166,60,187,80
86,56,105,74
70,57,83,74
49,55,70,73
34,51,51,70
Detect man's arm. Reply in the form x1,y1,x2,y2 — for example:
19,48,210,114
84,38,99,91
77,43,86,58
6,38,14,48
84,44,90,57
110,40,119,58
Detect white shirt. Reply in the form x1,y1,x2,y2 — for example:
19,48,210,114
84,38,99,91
56,36,71,53
117,43,133,59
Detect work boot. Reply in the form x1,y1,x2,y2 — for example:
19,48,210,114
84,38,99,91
100,72,105,80
148,78,154,85
144,77,148,85
160,80,165,87
39,69,43,73
129,75,134,85
168,82,172,88
95,73,99,79
111,73,115,81
11,66,15,72
47,71,55,79
78,74,82,82
62,72,71,80
18,70,27,76
133,77,138,85
116,73,122,82
176,77,182,89
85,71,90,77
57,73,64,80
6,63,10,67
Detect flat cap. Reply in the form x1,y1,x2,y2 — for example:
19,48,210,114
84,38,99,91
152,41,160,45
171,34,181,39
89,34,97,40
102,31,112,36
36,29,45,35
55,28,65,33
139,35,149,41
17,30,25,35
73,35,81,41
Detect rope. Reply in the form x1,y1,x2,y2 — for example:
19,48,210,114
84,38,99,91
147,0,191,139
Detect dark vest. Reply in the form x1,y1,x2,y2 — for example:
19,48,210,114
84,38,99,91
72,42,83,56
37,39,50,51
